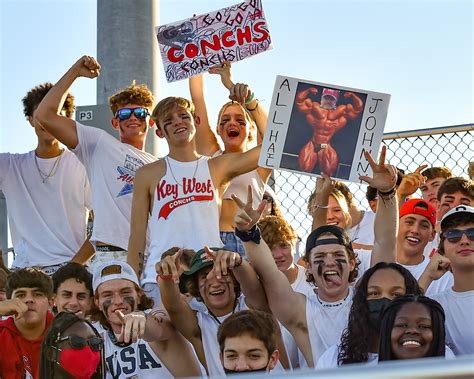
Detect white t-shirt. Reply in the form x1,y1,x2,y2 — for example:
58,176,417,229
316,343,455,368
348,210,376,246
196,295,248,377
73,122,156,250
305,288,354,365
292,264,316,298
399,257,453,297
282,265,316,369
94,322,173,379
354,248,372,282
423,234,440,258
316,343,378,369
432,287,474,356
0,150,90,267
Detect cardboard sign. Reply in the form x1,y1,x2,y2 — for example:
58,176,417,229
259,76,391,183
156,0,272,83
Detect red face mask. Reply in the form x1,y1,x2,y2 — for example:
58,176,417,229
60,346,100,379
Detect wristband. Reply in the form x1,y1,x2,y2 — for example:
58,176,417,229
245,91,255,104
235,225,261,244
157,274,174,282
314,204,329,209
377,185,396,207
246,99,259,111
377,185,396,199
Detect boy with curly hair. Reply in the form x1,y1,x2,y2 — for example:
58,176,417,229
36,56,157,267
0,83,90,273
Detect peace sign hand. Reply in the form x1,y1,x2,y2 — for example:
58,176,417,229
359,145,397,192
232,185,267,232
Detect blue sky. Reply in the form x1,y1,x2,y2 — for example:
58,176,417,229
1,0,472,154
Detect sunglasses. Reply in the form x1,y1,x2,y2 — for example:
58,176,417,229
443,228,474,243
115,107,150,121
57,335,103,352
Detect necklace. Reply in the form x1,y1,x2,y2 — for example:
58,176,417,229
207,297,239,325
34,150,64,183
165,155,200,188
315,291,350,307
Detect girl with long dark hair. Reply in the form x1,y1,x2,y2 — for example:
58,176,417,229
316,262,422,368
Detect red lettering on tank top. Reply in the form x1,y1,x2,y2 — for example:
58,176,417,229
157,179,179,201
157,177,215,219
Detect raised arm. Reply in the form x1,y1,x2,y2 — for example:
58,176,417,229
396,164,428,207
232,188,314,367
210,62,268,143
127,165,154,276
205,247,269,312
155,251,205,363
209,144,261,188
189,74,220,156
359,146,399,265
309,174,335,231
35,56,101,149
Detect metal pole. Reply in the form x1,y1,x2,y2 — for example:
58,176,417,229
0,191,9,266
97,0,160,155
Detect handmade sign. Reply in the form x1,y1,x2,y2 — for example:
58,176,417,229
156,0,272,82
259,76,391,183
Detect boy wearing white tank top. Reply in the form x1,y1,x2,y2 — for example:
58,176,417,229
128,96,262,303
91,260,202,378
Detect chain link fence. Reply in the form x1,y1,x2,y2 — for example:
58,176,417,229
271,123,473,250
2,124,472,266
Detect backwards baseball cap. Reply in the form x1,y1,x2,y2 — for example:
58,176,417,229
440,205,474,231
399,199,436,228
93,260,140,293
305,225,353,255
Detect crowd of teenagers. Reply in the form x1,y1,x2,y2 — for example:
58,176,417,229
0,55,473,378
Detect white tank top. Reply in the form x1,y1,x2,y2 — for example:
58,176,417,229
143,156,223,284
94,323,173,379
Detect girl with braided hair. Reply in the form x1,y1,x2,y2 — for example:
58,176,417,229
39,311,105,379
